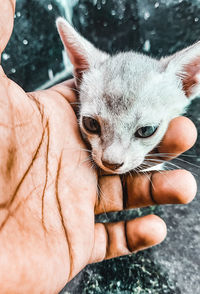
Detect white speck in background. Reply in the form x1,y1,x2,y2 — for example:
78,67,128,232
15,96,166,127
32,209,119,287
155,2,159,8
11,68,16,73
16,12,21,17
195,17,199,22
48,4,53,11
48,69,54,80
143,40,151,52
144,11,150,20
2,53,10,61
23,39,28,45
97,3,101,10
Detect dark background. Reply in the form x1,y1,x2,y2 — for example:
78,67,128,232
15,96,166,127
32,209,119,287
2,1,200,293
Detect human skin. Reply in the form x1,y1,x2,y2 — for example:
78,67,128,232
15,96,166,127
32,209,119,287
0,1,197,293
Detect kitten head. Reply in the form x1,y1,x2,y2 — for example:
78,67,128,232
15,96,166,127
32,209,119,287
57,18,200,174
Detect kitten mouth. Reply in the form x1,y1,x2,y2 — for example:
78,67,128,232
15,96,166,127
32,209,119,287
96,161,124,175
101,166,122,175
92,154,124,174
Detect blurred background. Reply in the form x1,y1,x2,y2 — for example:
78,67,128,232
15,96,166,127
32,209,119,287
2,0,200,293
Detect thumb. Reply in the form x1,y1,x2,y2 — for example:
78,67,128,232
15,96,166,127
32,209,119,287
0,0,15,55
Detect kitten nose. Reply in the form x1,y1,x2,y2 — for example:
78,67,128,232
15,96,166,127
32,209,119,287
102,160,124,171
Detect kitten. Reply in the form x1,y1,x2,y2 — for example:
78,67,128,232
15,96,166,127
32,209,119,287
56,17,199,175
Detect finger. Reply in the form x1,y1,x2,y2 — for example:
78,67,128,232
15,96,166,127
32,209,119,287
49,79,77,105
125,215,167,253
151,116,197,162
95,175,123,215
125,169,197,209
0,0,15,54
90,215,166,263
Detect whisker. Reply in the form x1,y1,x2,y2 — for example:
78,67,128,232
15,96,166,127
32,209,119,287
70,87,81,94
70,101,81,105
144,158,198,176
171,157,200,169
145,158,182,170
96,183,109,221
79,155,92,166
62,146,92,154
135,163,156,190
147,156,200,170
146,152,197,158
98,182,120,207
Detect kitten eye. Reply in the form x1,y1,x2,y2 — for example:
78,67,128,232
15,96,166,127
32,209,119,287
82,116,101,135
135,126,158,138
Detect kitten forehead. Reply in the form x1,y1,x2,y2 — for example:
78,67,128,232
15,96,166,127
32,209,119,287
80,50,188,122
101,53,188,116
103,53,157,85
100,52,164,114
103,52,160,77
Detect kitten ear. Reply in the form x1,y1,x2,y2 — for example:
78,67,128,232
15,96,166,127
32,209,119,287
161,41,200,99
56,17,108,84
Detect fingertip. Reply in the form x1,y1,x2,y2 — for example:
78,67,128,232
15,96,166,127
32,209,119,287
159,117,197,157
177,117,197,150
152,169,197,205
126,215,167,252
174,169,197,204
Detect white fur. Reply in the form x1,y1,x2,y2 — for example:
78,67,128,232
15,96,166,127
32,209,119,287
57,18,200,174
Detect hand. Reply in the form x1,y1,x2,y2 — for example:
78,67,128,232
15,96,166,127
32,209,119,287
0,2,197,293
